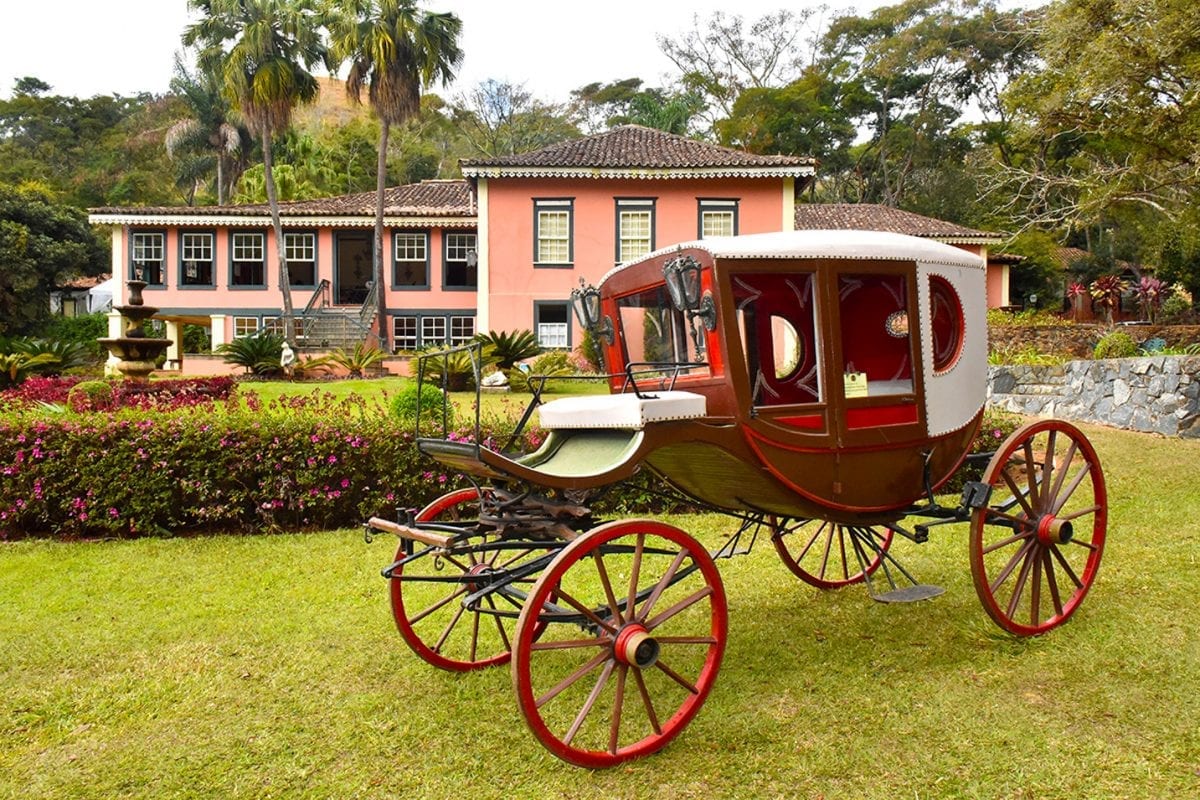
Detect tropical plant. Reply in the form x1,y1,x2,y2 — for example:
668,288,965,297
184,0,331,346
1135,276,1166,323
328,0,463,351
216,332,285,376
473,329,542,369
9,337,96,373
1089,275,1127,324
415,345,478,391
507,349,575,391
329,341,386,377
165,53,249,205
0,352,57,388
1067,282,1087,320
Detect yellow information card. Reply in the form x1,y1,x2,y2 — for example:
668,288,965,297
844,371,869,398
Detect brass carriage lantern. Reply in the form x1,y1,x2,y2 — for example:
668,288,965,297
663,255,717,331
570,281,614,345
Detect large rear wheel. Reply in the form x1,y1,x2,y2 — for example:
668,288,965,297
970,420,1107,636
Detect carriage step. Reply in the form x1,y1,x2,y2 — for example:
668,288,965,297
871,584,945,604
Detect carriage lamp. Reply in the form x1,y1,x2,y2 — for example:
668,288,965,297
663,255,717,331
570,281,614,345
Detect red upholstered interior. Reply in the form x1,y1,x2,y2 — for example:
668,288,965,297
732,273,821,406
838,274,912,385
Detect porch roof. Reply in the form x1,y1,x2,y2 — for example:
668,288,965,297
89,180,476,228
793,203,1003,244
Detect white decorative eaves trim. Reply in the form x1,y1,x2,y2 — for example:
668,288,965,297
87,213,478,228
459,165,816,180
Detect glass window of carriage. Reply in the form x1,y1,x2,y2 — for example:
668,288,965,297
732,272,822,406
615,285,709,378
837,272,913,397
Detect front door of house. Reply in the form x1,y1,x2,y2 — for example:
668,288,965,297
335,232,374,305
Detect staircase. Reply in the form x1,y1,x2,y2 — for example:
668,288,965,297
298,280,382,351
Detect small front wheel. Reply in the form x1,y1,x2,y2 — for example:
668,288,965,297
970,420,1107,636
771,517,893,589
512,520,727,767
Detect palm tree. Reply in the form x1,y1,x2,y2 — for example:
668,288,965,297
165,53,249,205
329,0,462,352
183,0,330,346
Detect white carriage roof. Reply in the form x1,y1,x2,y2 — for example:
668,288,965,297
601,229,985,285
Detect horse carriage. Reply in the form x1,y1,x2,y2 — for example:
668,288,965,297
365,229,1107,767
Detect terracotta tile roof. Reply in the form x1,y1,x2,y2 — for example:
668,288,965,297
90,179,475,219
1049,246,1144,275
793,203,1002,241
58,273,111,290
461,125,816,174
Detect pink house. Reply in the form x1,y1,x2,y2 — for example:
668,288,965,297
88,126,1007,369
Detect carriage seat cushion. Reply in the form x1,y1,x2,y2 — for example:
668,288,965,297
537,391,707,430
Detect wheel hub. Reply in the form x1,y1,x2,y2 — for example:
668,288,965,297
465,563,492,593
613,624,660,669
1036,514,1074,546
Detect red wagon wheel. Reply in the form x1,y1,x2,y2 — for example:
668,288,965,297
512,520,727,767
970,419,1107,636
390,488,538,671
771,517,893,588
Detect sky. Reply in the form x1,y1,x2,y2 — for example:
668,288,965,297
0,0,904,103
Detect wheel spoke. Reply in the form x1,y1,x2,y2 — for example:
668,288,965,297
655,635,718,646
1022,440,1042,511
1001,468,1037,519
608,664,628,755
817,523,834,581
654,656,699,695
433,602,468,655
468,606,480,662
1040,429,1057,512
407,585,467,626
529,636,609,651
1051,462,1092,516
485,594,512,652
634,666,662,735
1049,543,1084,589
644,586,714,631
1043,549,1064,617
536,649,610,709
555,587,619,635
1030,548,1043,627
989,538,1036,595
982,528,1035,556
837,526,850,581
442,553,472,573
1046,440,1079,507
792,520,826,562
637,549,688,623
593,551,625,627
1005,545,1037,620
626,534,644,620
563,659,616,747
1059,504,1101,522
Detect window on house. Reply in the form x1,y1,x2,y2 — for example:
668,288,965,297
262,316,305,341
233,316,260,338
284,232,317,286
131,232,165,285
699,200,738,238
181,232,215,286
535,302,570,349
444,232,477,288
449,316,476,345
393,316,419,351
616,199,655,263
421,316,447,345
394,232,429,287
231,232,266,287
535,199,573,265
61,297,78,318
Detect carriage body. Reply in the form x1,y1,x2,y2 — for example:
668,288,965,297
583,229,989,522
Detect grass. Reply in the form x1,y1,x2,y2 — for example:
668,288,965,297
3,423,1199,798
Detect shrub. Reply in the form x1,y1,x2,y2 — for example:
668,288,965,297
217,333,284,377
1,376,235,412
330,342,386,378
938,407,1024,497
1093,330,1139,359
389,381,454,430
10,337,97,374
67,380,116,412
508,350,576,391
474,329,542,369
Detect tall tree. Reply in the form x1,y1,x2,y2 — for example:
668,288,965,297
451,80,578,159
0,182,107,336
165,53,250,205
328,0,462,352
183,0,330,345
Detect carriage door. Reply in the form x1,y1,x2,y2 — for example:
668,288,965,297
834,267,923,440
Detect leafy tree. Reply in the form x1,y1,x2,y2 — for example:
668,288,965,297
184,0,331,346
658,9,823,130
329,0,463,352
1158,215,1200,311
451,80,578,158
571,79,704,135
165,53,251,205
0,182,107,337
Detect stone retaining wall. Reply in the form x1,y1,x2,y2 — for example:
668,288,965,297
988,324,1200,358
988,356,1200,437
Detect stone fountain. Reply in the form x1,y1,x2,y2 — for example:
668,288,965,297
98,280,172,382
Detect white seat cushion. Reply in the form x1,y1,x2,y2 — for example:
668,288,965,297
537,391,707,430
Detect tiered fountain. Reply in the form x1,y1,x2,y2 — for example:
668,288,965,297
98,280,172,382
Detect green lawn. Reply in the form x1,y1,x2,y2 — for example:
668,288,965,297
2,423,1199,799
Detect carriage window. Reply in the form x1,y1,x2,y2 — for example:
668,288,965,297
732,273,821,406
929,276,964,374
838,273,912,396
616,285,709,375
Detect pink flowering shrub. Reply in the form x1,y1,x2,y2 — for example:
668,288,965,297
0,392,505,539
1,376,236,411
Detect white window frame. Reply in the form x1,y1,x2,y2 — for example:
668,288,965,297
394,232,429,287
284,232,317,286
181,232,215,285
449,315,476,346
393,316,419,351
699,199,739,239
233,316,260,338
131,232,165,284
444,232,477,288
231,232,266,287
